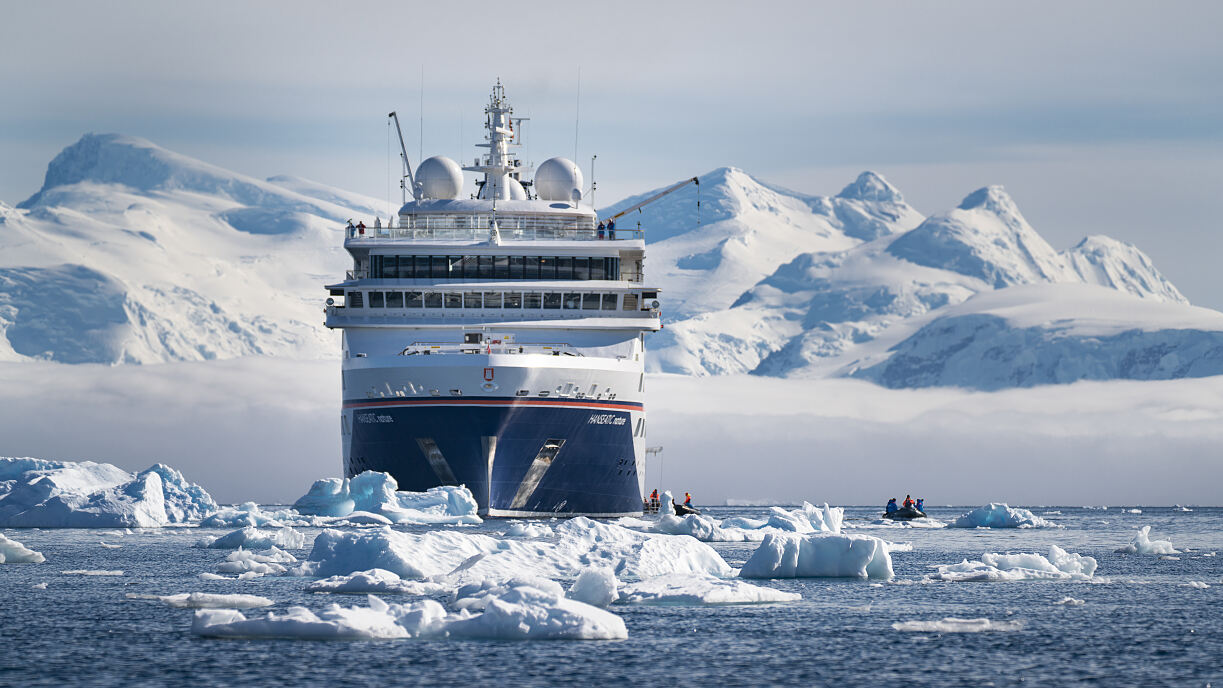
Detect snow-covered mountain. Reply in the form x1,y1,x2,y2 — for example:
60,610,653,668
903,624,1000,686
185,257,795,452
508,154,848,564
1,133,1216,389
0,134,390,363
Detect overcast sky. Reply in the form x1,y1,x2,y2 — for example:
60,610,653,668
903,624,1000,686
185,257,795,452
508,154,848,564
3,1,1222,305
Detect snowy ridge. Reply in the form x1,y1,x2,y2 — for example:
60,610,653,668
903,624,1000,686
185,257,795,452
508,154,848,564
0,134,369,363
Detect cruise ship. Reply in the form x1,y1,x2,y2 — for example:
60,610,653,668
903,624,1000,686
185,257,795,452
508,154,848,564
325,81,663,517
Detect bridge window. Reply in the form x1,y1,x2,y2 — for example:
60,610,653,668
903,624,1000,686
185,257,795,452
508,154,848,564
494,255,509,279
573,257,589,281
581,293,600,310
602,293,618,310
539,257,555,279
444,292,463,308
484,291,502,308
385,291,404,308
464,291,482,308
556,257,573,280
368,291,385,308
525,292,542,309
505,292,523,308
431,256,448,278
589,258,605,280
405,291,423,308
563,293,581,310
424,291,442,308
347,291,364,308
509,256,525,279
543,292,561,309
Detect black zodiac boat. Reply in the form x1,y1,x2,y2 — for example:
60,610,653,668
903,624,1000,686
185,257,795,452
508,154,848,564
883,506,926,520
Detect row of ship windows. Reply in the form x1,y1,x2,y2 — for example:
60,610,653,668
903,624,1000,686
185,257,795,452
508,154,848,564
369,255,622,281
348,290,638,311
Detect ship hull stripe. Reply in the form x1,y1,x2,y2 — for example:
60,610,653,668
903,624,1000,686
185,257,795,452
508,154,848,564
344,397,643,411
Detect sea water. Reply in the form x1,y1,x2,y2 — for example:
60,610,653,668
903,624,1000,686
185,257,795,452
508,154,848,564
2,506,1221,686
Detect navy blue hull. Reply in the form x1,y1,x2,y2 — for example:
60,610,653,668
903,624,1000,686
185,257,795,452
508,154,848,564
345,398,642,516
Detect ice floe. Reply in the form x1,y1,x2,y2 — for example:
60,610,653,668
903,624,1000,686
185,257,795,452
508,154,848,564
618,573,800,605
1182,581,1210,589
0,533,46,563
739,532,893,579
292,471,480,525
1116,526,1179,555
63,569,123,576
99,541,122,549
127,592,274,608
0,457,216,528
625,502,844,543
453,577,566,610
950,503,1059,528
293,517,731,582
306,569,447,595
505,522,553,538
567,568,619,607
199,502,299,529
892,617,1023,633
196,526,306,550
193,586,627,640
930,545,1097,582
215,547,296,576
1054,597,1085,606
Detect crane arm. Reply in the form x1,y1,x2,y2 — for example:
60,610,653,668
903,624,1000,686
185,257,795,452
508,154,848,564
604,176,698,222
388,111,415,200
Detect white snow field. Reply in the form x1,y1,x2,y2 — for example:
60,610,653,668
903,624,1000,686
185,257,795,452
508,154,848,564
892,618,1024,633
192,588,628,641
126,592,273,609
0,533,45,563
1116,526,1179,555
0,457,216,528
738,532,894,579
950,503,1060,529
293,517,732,582
930,546,1098,582
292,472,480,525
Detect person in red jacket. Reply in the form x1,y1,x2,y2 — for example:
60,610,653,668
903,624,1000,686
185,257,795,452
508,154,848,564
903,494,914,509
684,492,692,506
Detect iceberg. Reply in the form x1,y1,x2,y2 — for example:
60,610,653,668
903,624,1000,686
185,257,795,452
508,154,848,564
453,577,567,610
1115,526,1179,555
628,502,844,543
739,532,893,579
0,533,45,563
193,587,627,641
292,471,480,525
930,545,1097,582
892,617,1024,633
215,547,296,576
196,526,306,550
0,457,216,528
293,517,732,583
306,569,447,595
199,503,299,529
567,568,619,608
127,592,273,609
618,574,800,605
950,503,1059,529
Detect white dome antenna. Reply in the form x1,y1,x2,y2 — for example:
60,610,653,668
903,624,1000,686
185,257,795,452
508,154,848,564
414,156,464,200
535,157,584,204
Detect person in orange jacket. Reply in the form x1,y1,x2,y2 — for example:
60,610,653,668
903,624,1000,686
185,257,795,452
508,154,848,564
684,492,692,506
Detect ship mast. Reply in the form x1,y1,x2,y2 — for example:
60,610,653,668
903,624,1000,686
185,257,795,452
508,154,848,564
463,79,526,201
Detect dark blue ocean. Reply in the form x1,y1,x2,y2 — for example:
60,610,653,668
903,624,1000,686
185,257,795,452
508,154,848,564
2,506,1221,687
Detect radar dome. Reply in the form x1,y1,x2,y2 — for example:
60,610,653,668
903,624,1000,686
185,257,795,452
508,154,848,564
415,156,463,200
507,177,527,200
534,157,583,202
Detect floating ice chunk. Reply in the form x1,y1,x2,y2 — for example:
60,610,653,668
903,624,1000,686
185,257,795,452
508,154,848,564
892,617,1023,633
337,511,393,525
1182,581,1210,589
1115,526,1179,555
192,595,433,640
721,516,768,530
454,577,567,611
198,573,230,581
0,457,217,528
1054,597,1085,606
292,471,481,525
216,547,295,575
447,584,627,640
0,533,45,563
643,514,767,542
618,573,799,605
32,582,47,589
294,518,732,583
99,541,121,549
199,502,297,528
505,522,553,538
950,503,1059,529
739,532,893,579
196,526,306,550
63,570,123,576
194,587,627,641
306,569,447,595
1126,509,1142,514
568,568,619,607
764,502,844,534
930,545,1097,582
127,592,274,608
